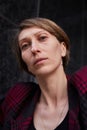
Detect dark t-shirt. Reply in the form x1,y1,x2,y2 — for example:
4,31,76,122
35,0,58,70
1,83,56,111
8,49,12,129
30,112,68,130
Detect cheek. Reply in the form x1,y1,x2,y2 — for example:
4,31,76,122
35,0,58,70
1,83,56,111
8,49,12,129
21,53,33,73
53,44,62,56
21,52,30,65
21,53,26,62
51,45,63,62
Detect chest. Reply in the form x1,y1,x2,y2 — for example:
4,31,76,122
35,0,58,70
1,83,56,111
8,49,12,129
30,112,69,130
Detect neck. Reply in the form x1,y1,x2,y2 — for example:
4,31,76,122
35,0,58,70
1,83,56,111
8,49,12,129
36,66,68,108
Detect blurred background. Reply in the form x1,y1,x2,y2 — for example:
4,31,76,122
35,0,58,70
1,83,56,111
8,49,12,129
0,0,87,95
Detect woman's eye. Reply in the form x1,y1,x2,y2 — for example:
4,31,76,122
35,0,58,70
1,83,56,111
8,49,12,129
21,42,31,50
39,36,47,41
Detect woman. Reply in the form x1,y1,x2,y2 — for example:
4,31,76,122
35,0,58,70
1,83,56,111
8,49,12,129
0,17,87,130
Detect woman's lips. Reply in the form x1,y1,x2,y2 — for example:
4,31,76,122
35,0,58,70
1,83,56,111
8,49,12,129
34,58,48,65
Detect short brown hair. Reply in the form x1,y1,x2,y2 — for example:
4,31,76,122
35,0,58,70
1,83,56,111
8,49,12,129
13,17,70,73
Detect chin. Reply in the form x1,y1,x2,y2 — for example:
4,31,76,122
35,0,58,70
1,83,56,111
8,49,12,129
34,68,55,77
30,65,58,76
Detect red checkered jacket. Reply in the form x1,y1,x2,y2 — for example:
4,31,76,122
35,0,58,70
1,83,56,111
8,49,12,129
0,66,87,130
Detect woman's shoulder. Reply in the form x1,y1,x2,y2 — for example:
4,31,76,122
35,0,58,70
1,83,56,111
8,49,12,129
69,66,87,129
7,81,39,94
0,82,39,116
70,66,87,94
5,81,39,102
4,82,39,101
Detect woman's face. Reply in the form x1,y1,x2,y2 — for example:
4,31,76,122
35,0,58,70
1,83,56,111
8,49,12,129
18,27,66,76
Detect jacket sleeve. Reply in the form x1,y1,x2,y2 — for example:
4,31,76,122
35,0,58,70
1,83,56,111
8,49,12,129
70,66,87,130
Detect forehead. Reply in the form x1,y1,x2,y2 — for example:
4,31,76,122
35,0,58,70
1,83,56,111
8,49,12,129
18,27,49,41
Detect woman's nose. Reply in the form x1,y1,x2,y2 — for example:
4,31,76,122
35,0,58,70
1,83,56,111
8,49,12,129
31,42,40,54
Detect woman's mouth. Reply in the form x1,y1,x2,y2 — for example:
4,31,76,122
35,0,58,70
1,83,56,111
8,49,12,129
34,58,48,65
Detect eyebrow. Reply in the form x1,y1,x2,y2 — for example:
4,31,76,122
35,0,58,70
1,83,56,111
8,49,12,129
34,30,48,36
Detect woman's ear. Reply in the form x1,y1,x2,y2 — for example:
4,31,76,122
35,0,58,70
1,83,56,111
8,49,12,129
60,42,67,57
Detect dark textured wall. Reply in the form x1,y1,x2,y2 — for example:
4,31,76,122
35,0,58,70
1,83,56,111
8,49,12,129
0,0,87,94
